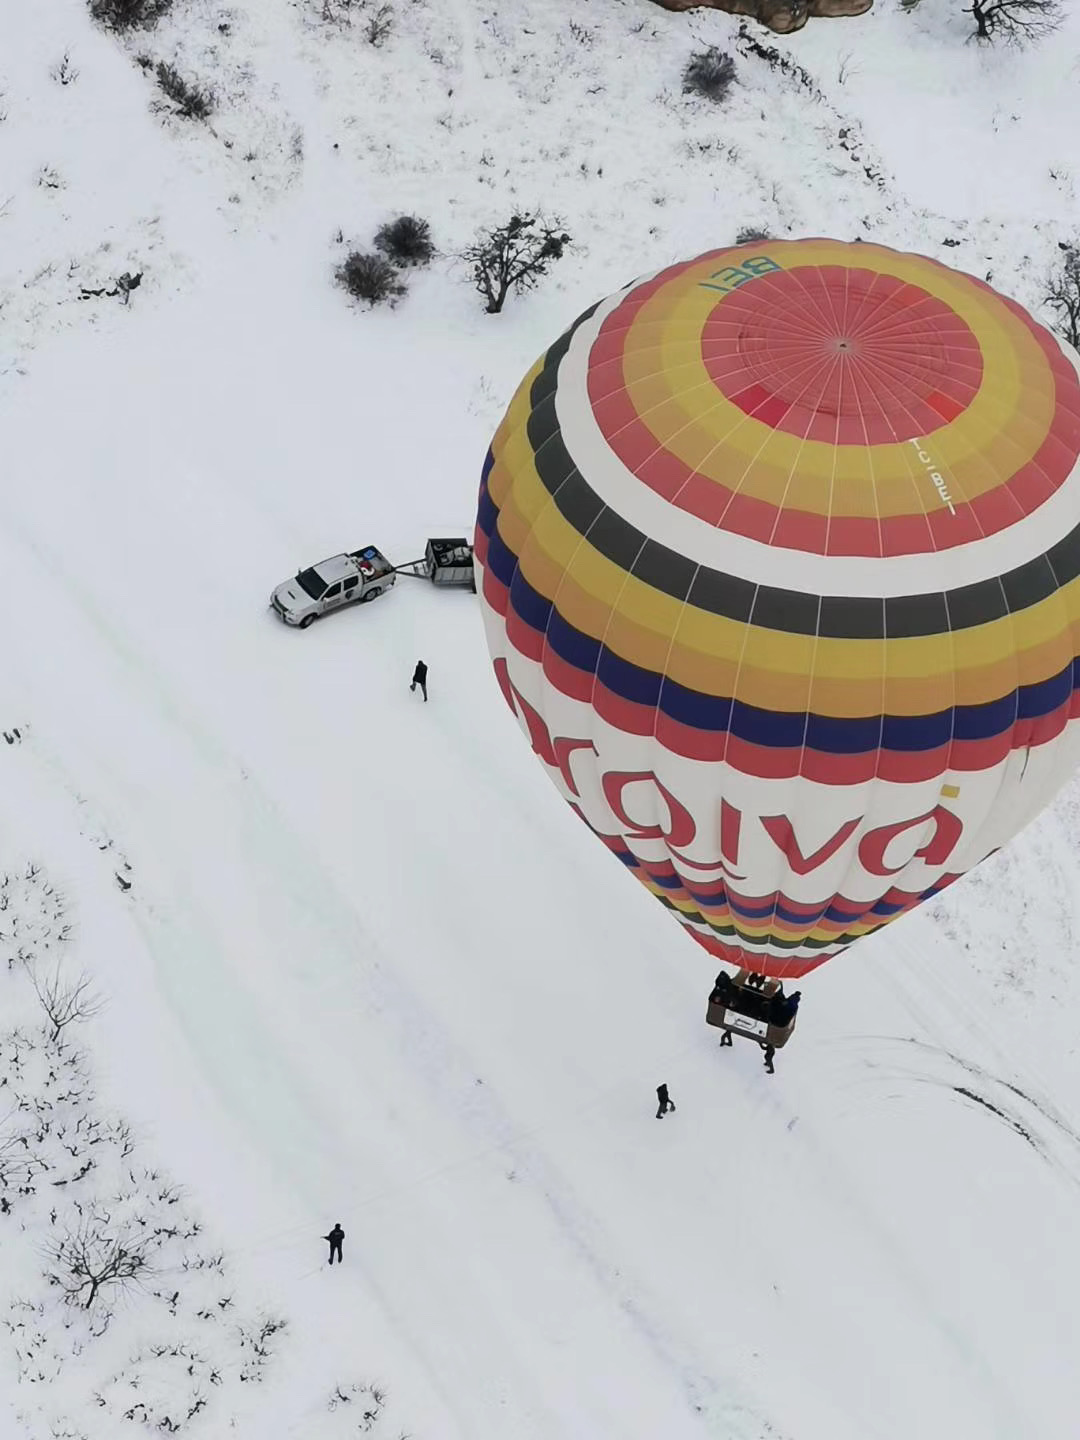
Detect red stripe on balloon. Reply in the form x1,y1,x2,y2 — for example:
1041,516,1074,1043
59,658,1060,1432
482,566,510,617
684,928,835,979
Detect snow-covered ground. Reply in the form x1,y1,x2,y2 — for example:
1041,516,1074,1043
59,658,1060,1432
2,1,1080,1436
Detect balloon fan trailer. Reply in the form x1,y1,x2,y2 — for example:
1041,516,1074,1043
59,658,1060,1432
474,237,1080,1068
394,538,477,591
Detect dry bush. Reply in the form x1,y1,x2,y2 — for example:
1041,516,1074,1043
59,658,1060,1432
336,251,406,307
89,0,173,31
374,215,435,268
683,48,737,103
155,62,214,120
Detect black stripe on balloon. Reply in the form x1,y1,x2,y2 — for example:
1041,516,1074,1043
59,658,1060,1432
518,317,1080,638
495,548,1077,750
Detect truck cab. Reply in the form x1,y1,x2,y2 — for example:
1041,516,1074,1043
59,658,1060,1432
271,545,396,627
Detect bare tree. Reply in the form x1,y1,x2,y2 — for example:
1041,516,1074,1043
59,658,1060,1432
1045,246,1080,349
47,1213,150,1308
966,0,1062,43
28,963,103,1042
463,213,570,315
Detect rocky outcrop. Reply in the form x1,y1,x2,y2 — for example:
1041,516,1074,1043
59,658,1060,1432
651,0,872,33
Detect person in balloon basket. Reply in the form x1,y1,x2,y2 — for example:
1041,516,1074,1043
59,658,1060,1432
324,1222,345,1265
770,989,801,1027
656,1083,676,1119
410,660,428,701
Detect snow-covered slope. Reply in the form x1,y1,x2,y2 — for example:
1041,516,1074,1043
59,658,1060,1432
2,2,1080,1437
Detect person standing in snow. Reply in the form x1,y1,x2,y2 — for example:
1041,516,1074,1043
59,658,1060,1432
324,1223,345,1265
410,660,428,702
656,1082,676,1119
762,1044,776,1076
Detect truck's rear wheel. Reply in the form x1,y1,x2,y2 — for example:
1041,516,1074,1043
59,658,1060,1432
359,587,381,603
299,614,317,629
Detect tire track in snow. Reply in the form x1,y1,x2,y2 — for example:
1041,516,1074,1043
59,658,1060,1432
0,510,778,1437
709,1048,1033,1440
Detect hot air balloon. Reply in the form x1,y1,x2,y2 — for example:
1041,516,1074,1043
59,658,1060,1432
474,238,1080,1050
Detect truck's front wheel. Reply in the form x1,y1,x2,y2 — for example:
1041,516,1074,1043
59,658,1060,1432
299,614,317,629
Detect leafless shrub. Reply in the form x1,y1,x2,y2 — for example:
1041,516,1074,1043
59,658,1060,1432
89,0,174,31
365,3,394,44
374,214,434,267
1045,245,1080,349
462,213,570,315
836,51,859,85
154,62,214,120
736,225,773,245
46,1212,151,1308
320,0,358,21
336,251,406,306
51,53,80,86
0,864,70,970
98,1342,218,1430
682,47,737,104
235,1313,288,1381
0,1108,48,1191
28,964,104,1042
326,1378,389,1430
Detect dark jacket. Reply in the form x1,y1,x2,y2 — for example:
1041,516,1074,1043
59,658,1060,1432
412,662,428,684
326,1225,345,1246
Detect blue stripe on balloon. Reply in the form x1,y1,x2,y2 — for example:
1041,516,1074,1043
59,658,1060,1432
489,525,1080,754
868,897,908,917
484,522,520,590
545,606,602,673
647,870,685,891
653,674,734,731
950,691,1019,740
1018,665,1073,717
476,483,498,541
509,569,553,634
879,710,954,751
597,645,663,708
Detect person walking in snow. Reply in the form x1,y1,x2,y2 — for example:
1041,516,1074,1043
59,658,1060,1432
762,1043,776,1076
324,1222,345,1265
655,1082,676,1119
410,660,428,702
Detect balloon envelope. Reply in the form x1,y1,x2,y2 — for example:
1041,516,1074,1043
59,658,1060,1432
475,239,1080,979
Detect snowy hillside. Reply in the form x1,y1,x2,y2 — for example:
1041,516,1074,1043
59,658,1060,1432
2,1,1080,1437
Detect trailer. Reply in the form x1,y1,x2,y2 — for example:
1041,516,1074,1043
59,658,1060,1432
394,538,476,591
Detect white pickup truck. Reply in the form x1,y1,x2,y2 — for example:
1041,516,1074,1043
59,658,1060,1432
270,545,397,628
